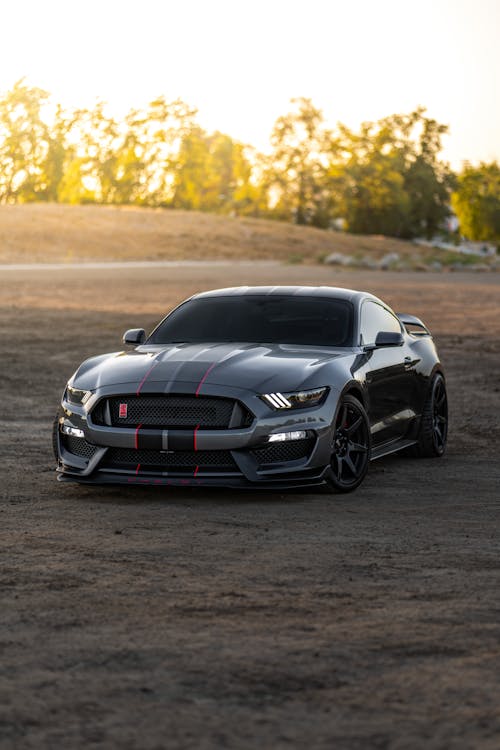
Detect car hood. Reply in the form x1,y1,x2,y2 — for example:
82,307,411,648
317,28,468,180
73,342,351,395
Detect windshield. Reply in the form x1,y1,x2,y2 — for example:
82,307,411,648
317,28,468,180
149,295,353,347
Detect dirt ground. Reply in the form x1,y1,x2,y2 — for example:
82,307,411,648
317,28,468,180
1,264,499,750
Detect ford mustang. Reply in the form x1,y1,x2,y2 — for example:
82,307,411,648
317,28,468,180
53,286,448,492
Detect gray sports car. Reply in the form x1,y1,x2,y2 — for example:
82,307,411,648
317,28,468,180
54,286,448,492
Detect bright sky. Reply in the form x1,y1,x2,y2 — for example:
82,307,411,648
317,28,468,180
1,0,499,167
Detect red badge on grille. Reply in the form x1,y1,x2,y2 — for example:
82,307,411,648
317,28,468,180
119,403,128,418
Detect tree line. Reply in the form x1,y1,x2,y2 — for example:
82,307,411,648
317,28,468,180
1,80,499,243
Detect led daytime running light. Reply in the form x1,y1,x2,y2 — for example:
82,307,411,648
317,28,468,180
268,430,307,443
262,392,292,409
61,424,85,439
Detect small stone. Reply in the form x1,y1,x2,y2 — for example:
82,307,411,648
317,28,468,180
323,252,354,266
379,252,400,270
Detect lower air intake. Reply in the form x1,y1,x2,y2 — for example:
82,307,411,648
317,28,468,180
62,435,100,461
252,438,315,465
102,448,239,473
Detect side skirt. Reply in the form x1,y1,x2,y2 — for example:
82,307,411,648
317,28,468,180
370,438,417,461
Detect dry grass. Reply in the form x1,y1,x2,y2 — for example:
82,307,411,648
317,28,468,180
0,203,418,264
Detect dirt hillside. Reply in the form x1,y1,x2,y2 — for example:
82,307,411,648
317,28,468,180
0,203,418,264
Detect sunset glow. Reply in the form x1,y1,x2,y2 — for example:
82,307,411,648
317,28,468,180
1,0,499,167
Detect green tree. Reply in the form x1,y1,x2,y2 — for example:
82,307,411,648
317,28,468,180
122,97,198,206
265,98,331,226
57,155,95,204
58,97,197,205
44,105,83,202
0,79,51,203
171,129,262,215
333,109,452,238
0,82,458,239
68,103,122,203
451,162,500,243
403,112,453,237
334,120,410,235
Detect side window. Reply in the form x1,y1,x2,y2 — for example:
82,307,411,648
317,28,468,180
360,301,402,345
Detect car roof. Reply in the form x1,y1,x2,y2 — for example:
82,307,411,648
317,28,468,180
192,286,381,306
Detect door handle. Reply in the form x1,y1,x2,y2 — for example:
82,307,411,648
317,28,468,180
404,355,416,370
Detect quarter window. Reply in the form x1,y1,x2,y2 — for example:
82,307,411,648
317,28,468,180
360,301,402,345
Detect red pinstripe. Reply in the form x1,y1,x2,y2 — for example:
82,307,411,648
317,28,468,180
135,423,143,450
195,362,217,397
136,361,158,396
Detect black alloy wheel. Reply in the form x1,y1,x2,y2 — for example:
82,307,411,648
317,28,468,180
414,373,448,457
328,395,371,493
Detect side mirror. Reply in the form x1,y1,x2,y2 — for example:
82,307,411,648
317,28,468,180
123,328,146,345
374,331,404,347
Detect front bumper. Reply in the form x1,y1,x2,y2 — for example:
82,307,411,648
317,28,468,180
55,382,338,488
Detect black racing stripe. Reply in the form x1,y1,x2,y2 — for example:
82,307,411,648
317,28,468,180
136,430,163,450
168,431,196,451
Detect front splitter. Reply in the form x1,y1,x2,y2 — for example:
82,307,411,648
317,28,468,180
56,467,329,491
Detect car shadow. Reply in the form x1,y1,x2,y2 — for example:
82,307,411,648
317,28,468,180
60,480,327,507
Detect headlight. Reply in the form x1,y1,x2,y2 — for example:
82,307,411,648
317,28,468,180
65,384,92,405
261,387,328,410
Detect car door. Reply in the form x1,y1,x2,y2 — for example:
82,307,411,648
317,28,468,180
359,300,417,446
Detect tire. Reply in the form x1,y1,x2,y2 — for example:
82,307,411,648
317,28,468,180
52,409,63,461
413,373,448,457
327,395,371,493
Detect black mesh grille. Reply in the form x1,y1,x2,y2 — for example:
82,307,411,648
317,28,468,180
62,435,99,460
241,409,254,427
91,400,106,424
102,448,238,472
92,395,252,429
252,438,315,465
